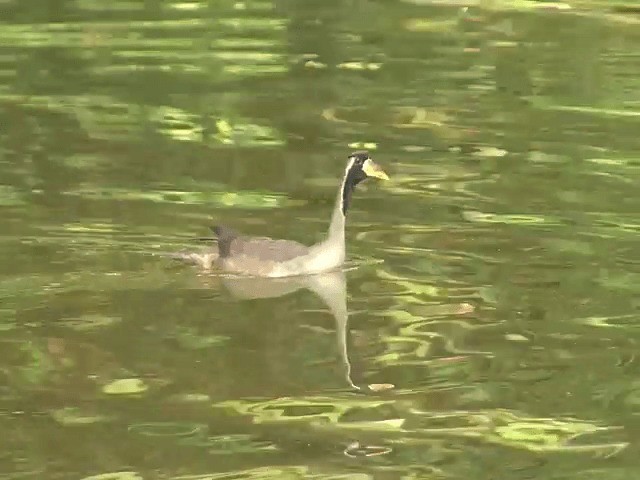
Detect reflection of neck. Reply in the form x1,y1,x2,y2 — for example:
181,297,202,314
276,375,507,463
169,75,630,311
307,272,359,391
217,270,359,391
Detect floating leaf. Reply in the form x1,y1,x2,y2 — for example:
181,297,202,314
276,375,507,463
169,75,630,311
304,60,327,69
505,334,529,342
495,424,560,446
368,383,396,392
344,441,393,458
331,418,405,431
471,146,508,158
102,378,148,395
586,157,627,167
337,61,381,71
212,117,284,146
80,472,142,480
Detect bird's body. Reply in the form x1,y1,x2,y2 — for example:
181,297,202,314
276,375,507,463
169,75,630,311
215,234,344,278
177,151,388,277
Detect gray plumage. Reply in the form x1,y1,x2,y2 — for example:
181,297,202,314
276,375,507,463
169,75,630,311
213,226,309,262
178,152,389,277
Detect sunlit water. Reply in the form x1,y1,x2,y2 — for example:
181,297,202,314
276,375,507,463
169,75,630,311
1,1,640,479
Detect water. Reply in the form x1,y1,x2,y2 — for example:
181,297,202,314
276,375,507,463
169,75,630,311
1,1,640,478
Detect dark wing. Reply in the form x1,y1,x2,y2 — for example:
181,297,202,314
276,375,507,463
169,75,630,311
212,225,309,262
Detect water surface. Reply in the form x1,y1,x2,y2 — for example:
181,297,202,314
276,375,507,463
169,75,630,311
1,1,640,479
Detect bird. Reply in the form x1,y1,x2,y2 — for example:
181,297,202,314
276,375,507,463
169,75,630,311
175,151,389,277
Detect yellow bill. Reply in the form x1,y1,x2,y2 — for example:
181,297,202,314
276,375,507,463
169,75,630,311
362,158,390,180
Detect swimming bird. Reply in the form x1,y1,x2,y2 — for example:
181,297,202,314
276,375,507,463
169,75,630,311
176,151,389,277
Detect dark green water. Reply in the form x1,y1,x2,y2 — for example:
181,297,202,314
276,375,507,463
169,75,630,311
1,1,640,479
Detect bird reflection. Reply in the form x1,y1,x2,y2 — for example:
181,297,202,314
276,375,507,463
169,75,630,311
216,268,359,390
164,246,389,392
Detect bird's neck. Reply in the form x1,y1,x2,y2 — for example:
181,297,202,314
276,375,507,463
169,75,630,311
327,171,354,243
